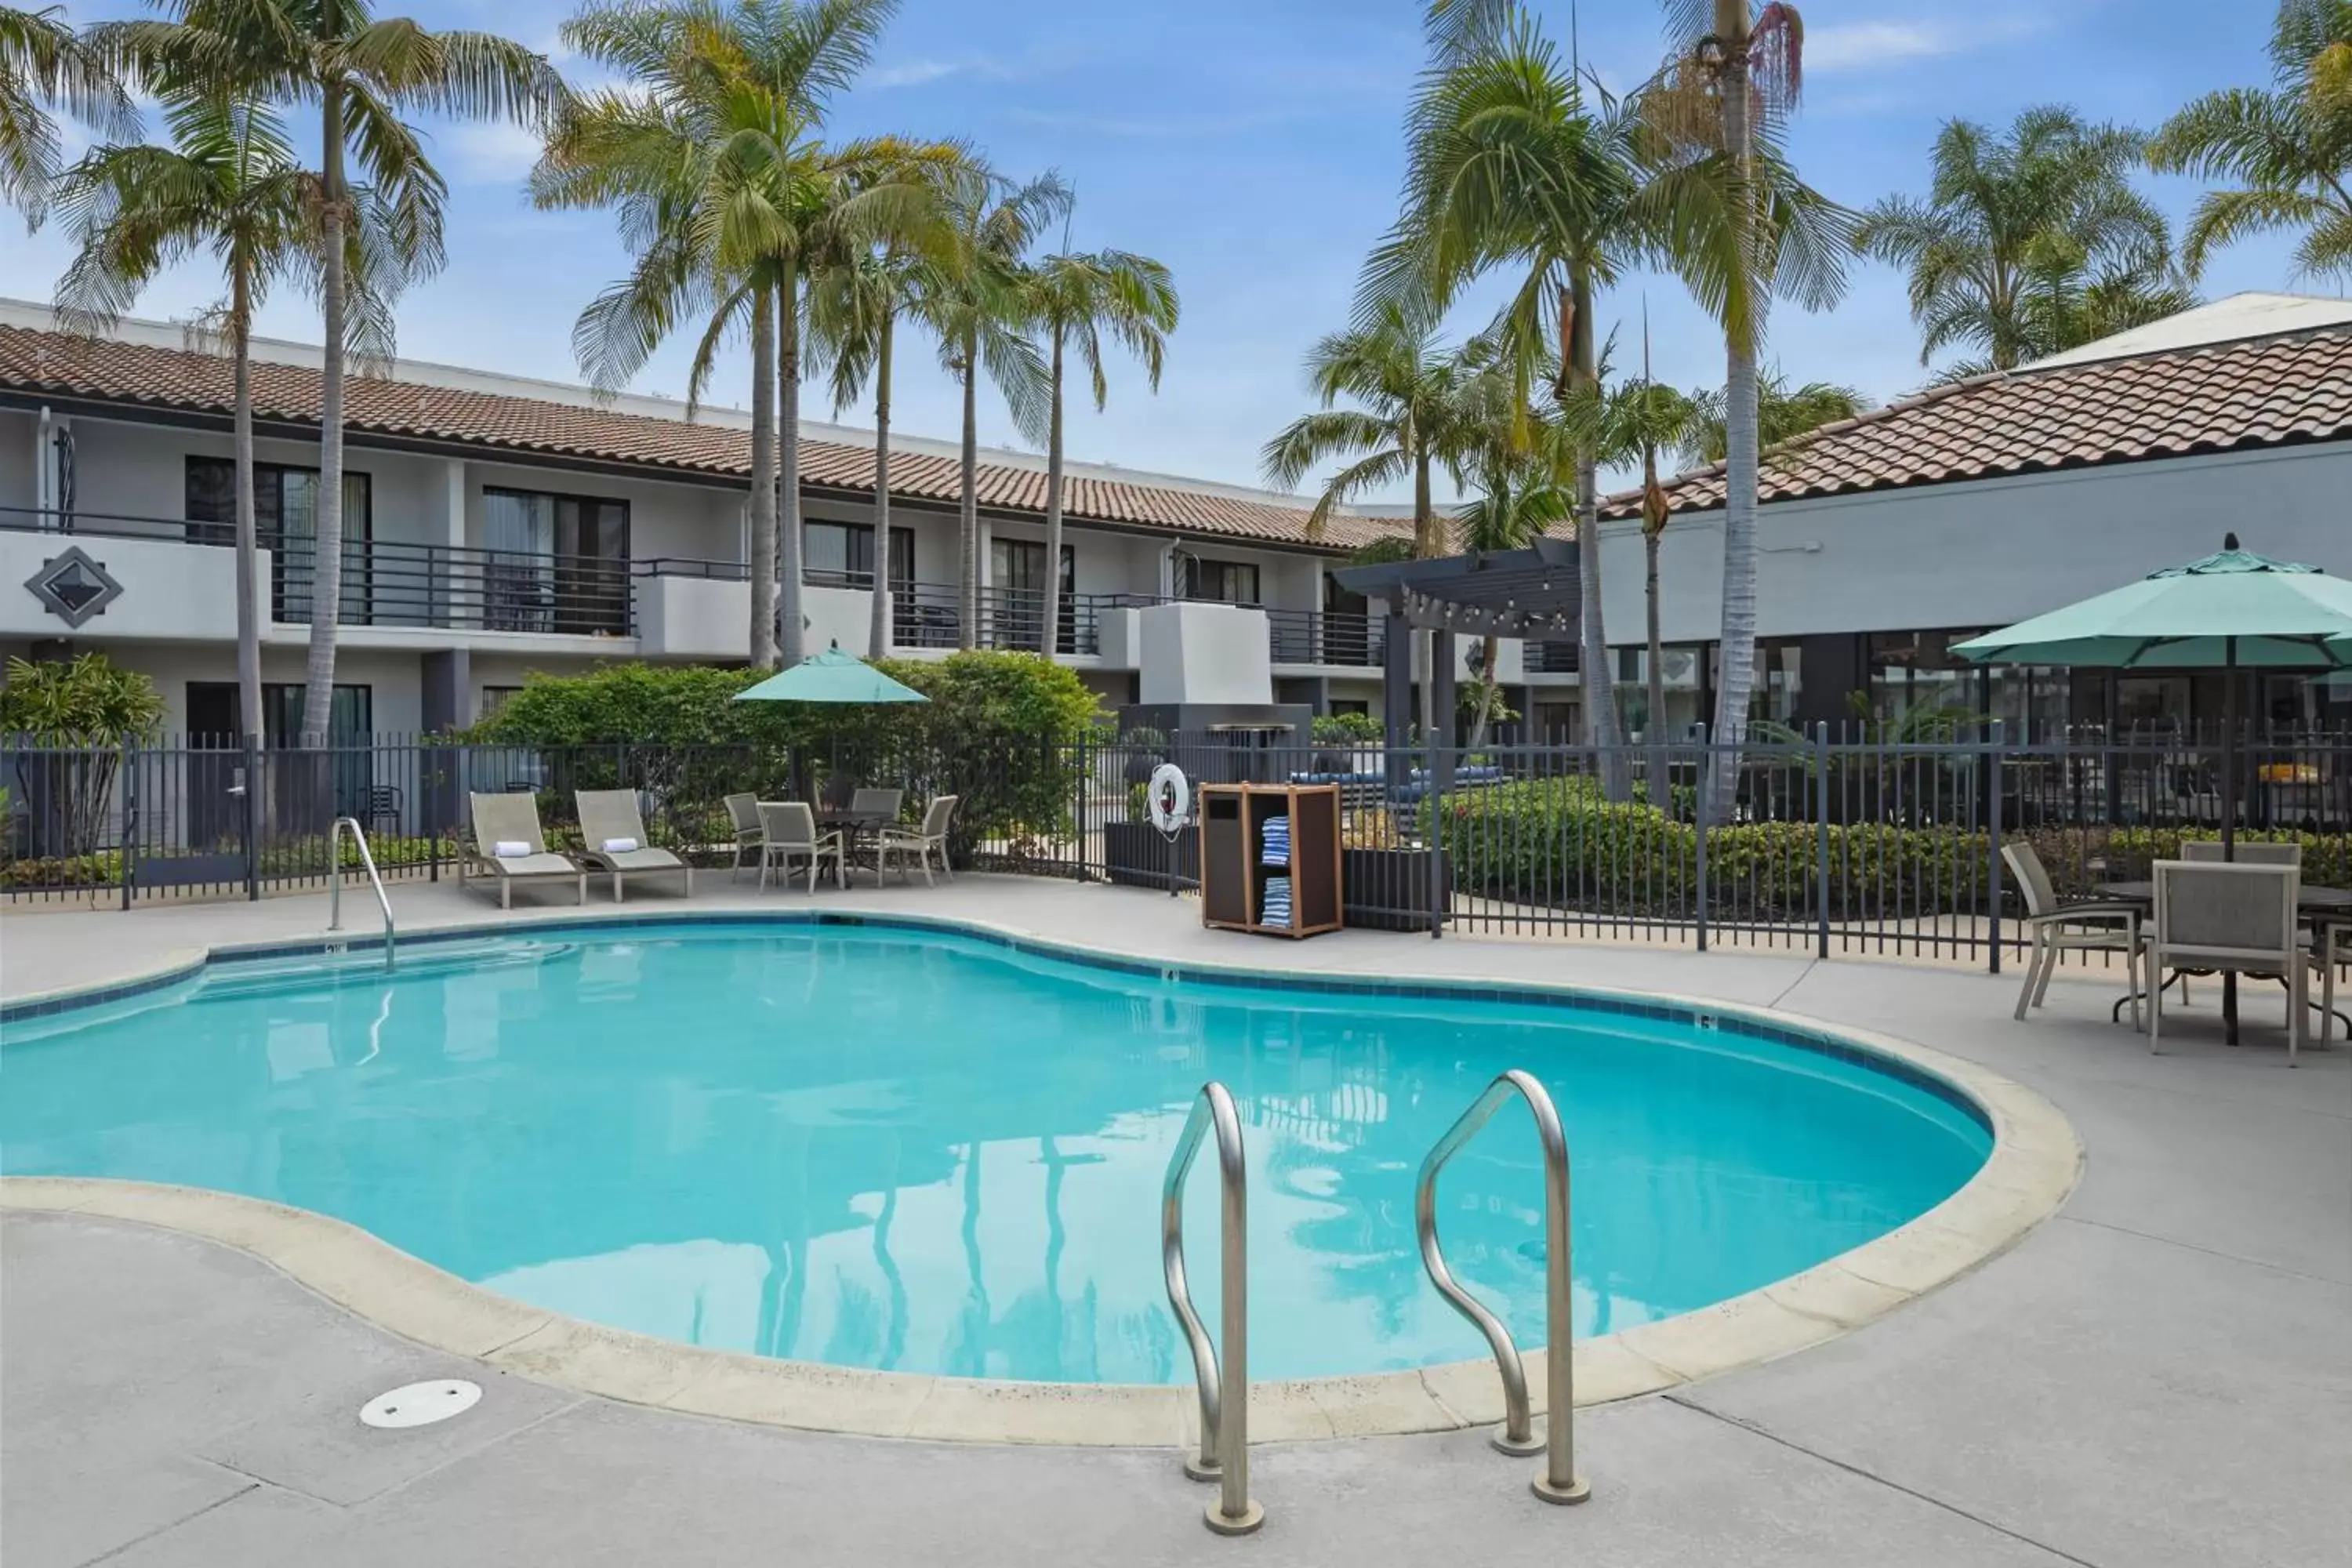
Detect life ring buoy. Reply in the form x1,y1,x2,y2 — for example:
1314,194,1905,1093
1147,763,1191,833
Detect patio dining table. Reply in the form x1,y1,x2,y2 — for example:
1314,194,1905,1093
817,810,895,885
2096,880,2352,1040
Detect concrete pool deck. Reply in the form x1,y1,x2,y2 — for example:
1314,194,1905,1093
4,877,2349,1566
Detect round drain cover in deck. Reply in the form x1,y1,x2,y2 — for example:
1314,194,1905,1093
361,1379,482,1429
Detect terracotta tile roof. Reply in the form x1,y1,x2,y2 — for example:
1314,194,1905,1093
0,324,1419,553
1599,325,2352,521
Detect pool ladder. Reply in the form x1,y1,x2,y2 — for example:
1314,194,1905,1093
327,817,396,972
1162,1082,1262,1536
1417,1069,1587,1504
1162,1070,1584,1538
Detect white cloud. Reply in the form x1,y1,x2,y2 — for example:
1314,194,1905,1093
869,56,1009,89
1802,16,2043,74
441,121,545,184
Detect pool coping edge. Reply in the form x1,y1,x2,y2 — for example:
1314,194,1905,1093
0,906,2080,1448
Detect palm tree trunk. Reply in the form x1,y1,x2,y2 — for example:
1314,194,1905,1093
1703,38,1760,828
1467,635,1500,751
231,270,261,747
1413,448,1437,750
776,267,806,667
299,70,347,749
957,336,978,652
748,287,779,669
1645,524,1668,808
1041,324,1065,659
1566,274,1626,799
866,307,894,660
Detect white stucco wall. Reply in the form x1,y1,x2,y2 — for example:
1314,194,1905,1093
1594,442,2352,648
1137,601,1273,705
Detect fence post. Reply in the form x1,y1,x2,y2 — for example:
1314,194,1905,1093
1813,722,1831,960
120,737,136,911
243,735,262,901
1987,719,2005,976
1693,724,1708,953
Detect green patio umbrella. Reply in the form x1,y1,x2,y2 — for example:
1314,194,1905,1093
1956,537,2352,1042
1954,535,2352,856
733,646,928,804
731,646,931,706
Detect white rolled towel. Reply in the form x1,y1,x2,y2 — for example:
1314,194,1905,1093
600,837,640,854
492,840,532,858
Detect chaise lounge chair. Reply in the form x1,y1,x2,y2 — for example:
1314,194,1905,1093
463,792,588,909
575,789,695,902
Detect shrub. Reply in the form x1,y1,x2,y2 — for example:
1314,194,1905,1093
1311,711,1385,745
2,654,165,864
1424,778,1990,919
465,652,1105,858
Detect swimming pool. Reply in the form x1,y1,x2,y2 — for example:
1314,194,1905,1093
1,919,1991,1385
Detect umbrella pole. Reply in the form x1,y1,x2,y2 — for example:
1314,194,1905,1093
2222,638,2238,1045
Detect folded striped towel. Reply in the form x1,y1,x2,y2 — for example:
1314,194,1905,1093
492,839,532,858
1261,815,1291,867
600,837,641,854
1261,875,1294,927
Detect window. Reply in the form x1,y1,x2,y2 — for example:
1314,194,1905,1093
1180,556,1260,604
805,520,913,588
186,457,371,624
479,686,525,723
482,488,630,634
988,538,1076,652
1617,645,1705,740
1867,630,1980,730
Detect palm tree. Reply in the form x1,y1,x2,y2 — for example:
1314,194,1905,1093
1647,0,1849,823
51,93,416,749
541,0,913,669
806,140,980,658
1259,300,1482,556
916,168,1062,650
1024,238,1178,656
2,3,137,223
1368,1,1773,788
2150,0,2352,282
122,0,562,744
1679,364,1864,465
1453,425,1572,750
1561,351,1697,790
1857,107,2177,373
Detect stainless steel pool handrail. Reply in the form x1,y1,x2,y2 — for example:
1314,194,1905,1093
1415,1068,1588,1504
1161,1080,1262,1536
328,817,396,972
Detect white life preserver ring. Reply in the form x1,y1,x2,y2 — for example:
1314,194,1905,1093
1147,763,1191,833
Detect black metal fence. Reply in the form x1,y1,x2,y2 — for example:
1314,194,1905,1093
5,727,2346,975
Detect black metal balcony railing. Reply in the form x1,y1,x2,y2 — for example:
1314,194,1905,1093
1264,606,1385,667
1,509,1399,666
1526,641,1581,674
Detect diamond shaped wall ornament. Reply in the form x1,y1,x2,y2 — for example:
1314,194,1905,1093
25,546,124,628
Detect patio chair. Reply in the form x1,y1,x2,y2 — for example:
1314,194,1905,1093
2315,916,2350,1047
2180,840,2302,866
850,786,905,821
757,801,844,893
724,793,764,880
2002,842,2150,1031
462,793,586,909
575,789,693,902
2150,861,2307,1062
877,794,958,887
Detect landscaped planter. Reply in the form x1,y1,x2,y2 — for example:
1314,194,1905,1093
1342,847,1449,931
1105,821,1198,890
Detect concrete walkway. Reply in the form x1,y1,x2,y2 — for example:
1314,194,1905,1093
3,879,2348,1566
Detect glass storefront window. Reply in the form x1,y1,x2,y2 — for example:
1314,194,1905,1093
1867,630,1983,731
1617,646,1705,741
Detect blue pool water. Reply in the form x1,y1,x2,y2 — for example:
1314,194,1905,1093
0,921,1988,1383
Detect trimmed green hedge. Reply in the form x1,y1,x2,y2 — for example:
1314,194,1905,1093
1423,779,2351,920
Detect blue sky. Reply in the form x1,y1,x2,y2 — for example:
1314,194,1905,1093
5,0,2314,499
